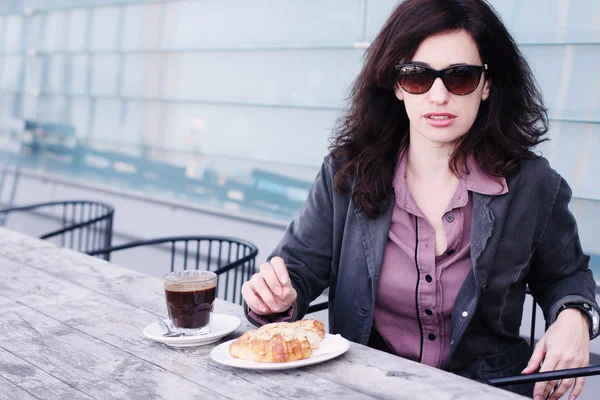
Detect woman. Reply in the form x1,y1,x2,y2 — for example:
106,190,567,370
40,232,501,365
241,0,599,398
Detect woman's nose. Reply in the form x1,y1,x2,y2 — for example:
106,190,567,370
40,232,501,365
427,77,450,104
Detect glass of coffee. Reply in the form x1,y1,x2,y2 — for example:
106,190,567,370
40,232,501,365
163,270,217,335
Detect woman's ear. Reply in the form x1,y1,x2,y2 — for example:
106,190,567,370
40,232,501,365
481,78,491,101
395,85,404,101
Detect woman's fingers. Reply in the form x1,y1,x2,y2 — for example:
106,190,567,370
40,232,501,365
260,261,284,296
522,338,546,374
548,355,589,399
568,376,586,400
251,272,286,312
549,377,574,399
241,280,268,314
270,256,290,286
534,354,559,400
281,284,297,305
241,257,296,315
257,258,294,304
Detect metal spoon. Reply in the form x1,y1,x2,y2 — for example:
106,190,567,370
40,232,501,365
156,317,184,337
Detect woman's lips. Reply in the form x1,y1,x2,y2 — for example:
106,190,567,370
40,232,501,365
423,113,457,127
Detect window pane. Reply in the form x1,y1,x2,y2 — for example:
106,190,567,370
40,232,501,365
5,16,23,52
0,55,23,91
90,7,119,51
122,54,161,98
562,45,600,121
577,124,600,200
38,95,68,123
20,94,37,120
67,9,87,51
23,57,42,92
91,99,121,142
122,3,162,50
162,0,363,49
521,45,567,117
162,49,362,108
163,104,334,167
572,198,600,263
70,55,89,94
90,54,118,96
42,11,68,51
69,98,91,140
564,0,600,42
122,101,144,144
365,0,400,41
47,55,66,93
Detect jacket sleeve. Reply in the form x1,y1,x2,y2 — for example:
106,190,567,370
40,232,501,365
527,176,599,338
245,157,336,325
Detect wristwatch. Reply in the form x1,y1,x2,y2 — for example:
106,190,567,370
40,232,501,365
558,302,600,338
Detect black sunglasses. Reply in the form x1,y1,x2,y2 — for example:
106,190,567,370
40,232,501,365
394,63,488,95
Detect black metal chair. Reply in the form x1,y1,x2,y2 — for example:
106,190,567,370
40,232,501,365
0,200,114,260
87,236,258,305
307,300,328,314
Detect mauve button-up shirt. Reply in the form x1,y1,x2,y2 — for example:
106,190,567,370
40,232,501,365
374,155,508,368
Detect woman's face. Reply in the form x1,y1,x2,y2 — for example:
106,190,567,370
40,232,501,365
395,29,490,147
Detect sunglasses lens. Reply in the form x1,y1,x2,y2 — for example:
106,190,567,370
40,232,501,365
397,66,434,94
443,66,481,95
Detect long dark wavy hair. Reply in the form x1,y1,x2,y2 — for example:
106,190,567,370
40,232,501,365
331,0,548,218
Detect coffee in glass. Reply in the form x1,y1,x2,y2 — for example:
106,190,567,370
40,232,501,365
163,270,218,335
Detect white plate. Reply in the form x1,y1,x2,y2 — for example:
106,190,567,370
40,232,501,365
143,313,241,348
210,333,350,370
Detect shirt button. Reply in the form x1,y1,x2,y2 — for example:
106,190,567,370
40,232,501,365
425,309,433,316
462,311,468,317
446,249,455,256
428,333,436,341
446,215,455,223
425,274,433,282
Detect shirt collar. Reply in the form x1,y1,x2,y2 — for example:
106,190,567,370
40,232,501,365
393,152,508,212
464,155,508,196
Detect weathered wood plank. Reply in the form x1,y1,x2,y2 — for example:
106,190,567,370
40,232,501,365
0,228,526,399
0,258,380,400
0,347,93,400
0,228,54,257
0,296,228,400
0,375,38,400
1,244,169,317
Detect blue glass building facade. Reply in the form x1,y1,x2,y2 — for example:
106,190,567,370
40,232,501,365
0,0,598,268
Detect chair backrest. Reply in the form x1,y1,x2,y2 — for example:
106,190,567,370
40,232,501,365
0,200,114,260
87,236,258,305
525,286,538,348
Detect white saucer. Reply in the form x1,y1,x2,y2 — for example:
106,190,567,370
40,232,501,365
210,333,350,370
143,313,241,348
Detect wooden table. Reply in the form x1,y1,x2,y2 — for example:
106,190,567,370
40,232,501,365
0,228,525,399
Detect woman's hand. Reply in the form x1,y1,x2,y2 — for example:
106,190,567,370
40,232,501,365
241,256,297,315
521,308,591,400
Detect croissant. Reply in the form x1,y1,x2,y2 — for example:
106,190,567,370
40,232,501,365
229,319,326,363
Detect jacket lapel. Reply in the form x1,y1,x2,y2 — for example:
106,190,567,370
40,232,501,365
448,192,500,359
470,193,496,287
354,193,395,299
